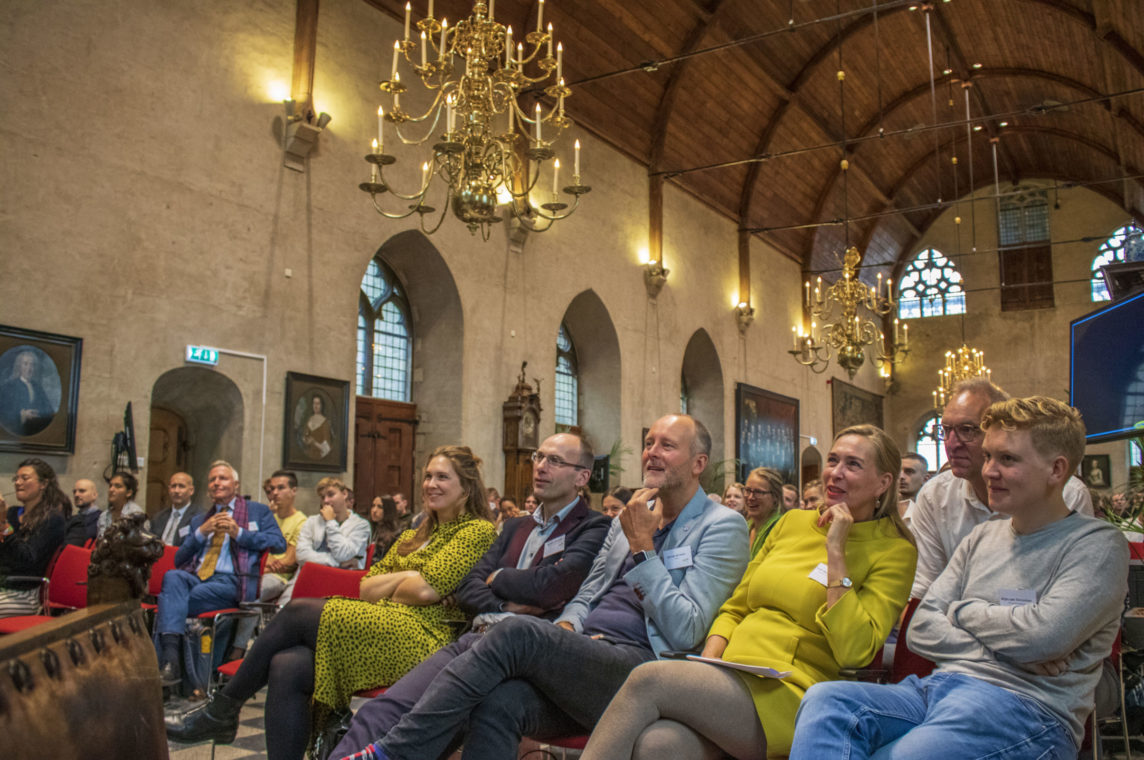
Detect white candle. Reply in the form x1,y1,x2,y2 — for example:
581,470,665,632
534,103,542,142
422,161,430,189
552,158,560,195
903,323,909,348
394,71,400,108
556,42,563,80
894,318,900,342
420,31,427,66
791,326,797,349
370,160,378,183
447,95,455,132
516,42,524,70
439,19,448,60
574,139,581,176
404,2,411,41
489,0,495,21
547,24,554,58
505,26,513,67
508,102,514,134
377,107,384,151
557,82,564,117
392,41,400,80
537,0,544,33
804,281,810,307
428,0,434,19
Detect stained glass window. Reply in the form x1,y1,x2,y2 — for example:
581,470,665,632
356,258,412,401
554,323,578,427
1092,224,1143,302
915,414,948,473
898,249,966,319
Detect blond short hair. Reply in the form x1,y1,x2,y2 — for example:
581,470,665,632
209,460,239,481
316,476,348,495
981,396,1086,472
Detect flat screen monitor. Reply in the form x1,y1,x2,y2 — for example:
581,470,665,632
1069,290,1144,443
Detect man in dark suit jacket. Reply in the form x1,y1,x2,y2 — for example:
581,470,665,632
154,461,285,682
332,432,611,755
64,478,101,546
151,472,202,547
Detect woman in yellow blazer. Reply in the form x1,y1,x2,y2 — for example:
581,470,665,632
580,424,916,760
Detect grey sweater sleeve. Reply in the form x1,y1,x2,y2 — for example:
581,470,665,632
907,531,994,663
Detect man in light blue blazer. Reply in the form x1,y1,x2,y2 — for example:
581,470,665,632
345,414,750,760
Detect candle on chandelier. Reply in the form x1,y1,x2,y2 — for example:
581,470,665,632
376,107,384,151
903,323,909,348
552,158,560,196
422,161,430,189
894,318,900,342
392,40,400,80
534,103,542,143
505,26,513,67
404,2,411,41
556,42,563,80
791,326,798,349
439,19,448,60
447,95,455,132
804,281,810,308
508,102,514,134
547,24,554,58
370,140,379,182
537,0,544,34
517,42,524,70
574,139,581,176
557,80,565,117
816,276,823,302
421,31,427,66
428,0,434,20
489,0,495,21
394,72,401,108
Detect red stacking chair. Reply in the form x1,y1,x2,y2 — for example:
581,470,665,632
0,544,92,634
141,544,180,618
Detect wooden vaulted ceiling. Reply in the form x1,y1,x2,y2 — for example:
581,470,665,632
364,0,1144,280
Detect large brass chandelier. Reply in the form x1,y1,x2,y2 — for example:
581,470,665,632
789,245,909,379
933,344,991,411
359,0,590,238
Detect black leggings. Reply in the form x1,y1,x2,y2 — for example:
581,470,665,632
222,597,325,760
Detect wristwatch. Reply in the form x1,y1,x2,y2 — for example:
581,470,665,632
827,577,853,589
632,550,657,565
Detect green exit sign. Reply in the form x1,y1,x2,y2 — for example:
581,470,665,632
186,345,219,366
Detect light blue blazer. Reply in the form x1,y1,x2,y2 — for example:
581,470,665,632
555,487,750,656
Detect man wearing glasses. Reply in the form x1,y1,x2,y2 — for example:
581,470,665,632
331,432,612,756
909,378,1092,600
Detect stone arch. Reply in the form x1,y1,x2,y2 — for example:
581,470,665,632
149,366,245,510
559,290,622,469
800,445,823,486
371,230,464,468
680,328,725,463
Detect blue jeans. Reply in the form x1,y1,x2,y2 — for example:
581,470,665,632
790,673,1075,760
155,569,240,635
379,616,654,760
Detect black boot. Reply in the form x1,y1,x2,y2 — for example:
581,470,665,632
165,690,243,744
158,633,181,685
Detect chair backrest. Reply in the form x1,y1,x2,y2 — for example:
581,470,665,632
291,563,367,600
147,545,180,596
48,545,92,609
890,597,936,683
365,543,376,567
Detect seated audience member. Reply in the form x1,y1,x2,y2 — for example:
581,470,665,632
1110,491,1130,516
743,466,784,557
782,483,800,511
66,477,102,546
98,470,146,536
260,470,307,603
494,497,521,533
723,482,747,517
392,492,413,532
580,424,915,760
789,397,1128,760
151,472,202,547
167,446,497,758
370,495,402,560
602,485,634,518
522,493,539,511
909,378,1093,600
0,458,70,618
335,414,750,760
897,451,928,525
331,432,612,756
262,477,274,503
154,461,285,683
802,479,824,510
281,477,371,605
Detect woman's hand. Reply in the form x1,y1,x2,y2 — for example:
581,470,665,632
700,635,728,660
817,502,855,551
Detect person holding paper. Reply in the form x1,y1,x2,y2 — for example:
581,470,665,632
789,398,1128,760
580,424,916,760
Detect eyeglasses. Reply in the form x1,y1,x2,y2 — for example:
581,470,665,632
530,451,588,470
937,423,983,443
742,487,773,499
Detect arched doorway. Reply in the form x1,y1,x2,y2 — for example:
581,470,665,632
680,329,725,464
800,445,823,488
148,367,244,514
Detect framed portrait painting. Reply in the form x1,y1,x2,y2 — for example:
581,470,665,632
283,372,350,472
1082,454,1111,488
735,383,799,486
0,325,82,454
831,379,884,438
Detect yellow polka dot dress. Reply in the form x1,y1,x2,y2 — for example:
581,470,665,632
313,512,497,711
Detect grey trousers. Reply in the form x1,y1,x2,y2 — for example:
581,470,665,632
379,616,655,760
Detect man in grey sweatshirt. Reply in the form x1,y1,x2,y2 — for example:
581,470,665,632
790,396,1128,759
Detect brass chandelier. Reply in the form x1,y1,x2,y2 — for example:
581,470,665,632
359,0,590,238
789,244,909,379
933,344,991,411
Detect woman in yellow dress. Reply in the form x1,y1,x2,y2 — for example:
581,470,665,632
167,445,497,760
580,424,917,760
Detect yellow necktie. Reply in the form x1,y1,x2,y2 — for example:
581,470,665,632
197,510,227,580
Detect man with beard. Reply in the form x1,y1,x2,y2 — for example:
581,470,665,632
65,478,102,546
335,414,749,760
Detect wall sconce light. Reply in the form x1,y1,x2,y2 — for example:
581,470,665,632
735,301,755,333
643,260,669,299
282,99,332,173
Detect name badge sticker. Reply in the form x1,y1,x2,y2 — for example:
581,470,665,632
248,521,258,531
178,526,190,538
808,562,830,587
663,545,694,570
999,588,1037,606
544,534,566,556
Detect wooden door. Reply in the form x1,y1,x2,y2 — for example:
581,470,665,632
354,397,417,515
146,406,188,515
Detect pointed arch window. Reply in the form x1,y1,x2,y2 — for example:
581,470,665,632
915,413,948,473
1091,223,1144,302
554,323,579,428
356,258,412,401
898,248,966,319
